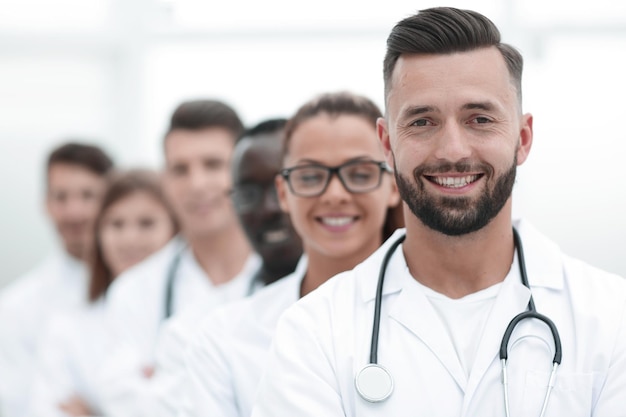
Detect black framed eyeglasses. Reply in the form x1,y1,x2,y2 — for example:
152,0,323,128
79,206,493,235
230,183,278,213
280,160,392,198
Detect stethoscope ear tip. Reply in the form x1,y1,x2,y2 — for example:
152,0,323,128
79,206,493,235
355,364,394,403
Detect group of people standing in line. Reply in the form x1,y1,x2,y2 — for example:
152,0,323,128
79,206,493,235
0,87,403,417
1,6,625,417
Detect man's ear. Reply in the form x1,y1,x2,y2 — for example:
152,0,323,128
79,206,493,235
377,117,394,169
516,113,533,166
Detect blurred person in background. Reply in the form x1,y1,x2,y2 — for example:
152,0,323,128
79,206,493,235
95,100,260,416
181,92,403,417
132,118,305,416
0,142,113,417
27,169,178,417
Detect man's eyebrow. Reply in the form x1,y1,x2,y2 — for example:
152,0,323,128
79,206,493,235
462,101,496,111
400,105,438,119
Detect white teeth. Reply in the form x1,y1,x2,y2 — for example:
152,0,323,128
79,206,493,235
433,175,478,188
320,217,354,227
263,229,289,243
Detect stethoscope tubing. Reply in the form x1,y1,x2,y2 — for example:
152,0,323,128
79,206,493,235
499,229,562,364
164,244,185,320
163,244,260,321
360,227,563,414
499,310,562,364
369,234,406,364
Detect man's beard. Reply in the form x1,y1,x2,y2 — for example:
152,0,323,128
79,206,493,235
394,156,517,236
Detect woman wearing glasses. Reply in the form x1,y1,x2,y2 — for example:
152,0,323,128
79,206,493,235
179,92,402,417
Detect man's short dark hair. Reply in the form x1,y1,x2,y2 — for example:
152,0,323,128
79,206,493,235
243,118,287,139
165,99,245,142
47,142,114,177
383,7,523,104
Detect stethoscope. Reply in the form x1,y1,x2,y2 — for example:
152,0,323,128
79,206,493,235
163,244,259,320
355,228,562,417
163,244,185,320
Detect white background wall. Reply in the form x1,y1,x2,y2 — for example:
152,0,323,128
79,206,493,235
1,0,625,287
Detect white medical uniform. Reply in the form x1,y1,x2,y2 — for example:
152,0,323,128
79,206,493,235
252,220,626,417
117,258,265,417
27,299,110,417
0,250,87,417
178,256,307,417
96,236,261,417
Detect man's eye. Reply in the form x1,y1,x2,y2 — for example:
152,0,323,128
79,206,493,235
52,192,67,203
204,159,226,170
109,219,124,229
170,165,188,176
82,190,96,201
411,119,432,127
472,116,492,124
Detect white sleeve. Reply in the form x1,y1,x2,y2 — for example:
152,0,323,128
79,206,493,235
0,301,28,417
251,303,346,417
149,317,194,417
95,292,151,417
26,317,76,417
96,313,195,417
592,293,626,417
95,272,160,417
179,316,239,417
94,341,151,417
104,272,158,352
0,288,41,417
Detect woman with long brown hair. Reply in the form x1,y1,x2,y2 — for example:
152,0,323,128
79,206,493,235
28,169,178,417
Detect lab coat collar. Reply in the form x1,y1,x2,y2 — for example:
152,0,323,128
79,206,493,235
250,255,309,295
369,242,534,397
358,228,407,304
512,219,564,290
358,219,565,303
355,219,565,402
50,248,88,299
56,248,84,270
386,265,532,393
45,247,86,281
210,251,262,294
289,254,308,294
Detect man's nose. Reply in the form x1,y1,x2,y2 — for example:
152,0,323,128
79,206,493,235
433,121,472,162
260,186,281,213
189,167,210,190
65,195,90,218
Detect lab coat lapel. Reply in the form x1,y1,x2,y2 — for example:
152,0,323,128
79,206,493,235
388,277,468,391
461,273,531,412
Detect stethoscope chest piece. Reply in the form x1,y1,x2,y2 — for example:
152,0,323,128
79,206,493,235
355,364,394,402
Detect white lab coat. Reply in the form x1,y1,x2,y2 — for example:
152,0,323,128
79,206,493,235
96,236,261,417
252,220,626,417
0,250,87,417
27,300,110,417
125,255,267,417
179,256,308,417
